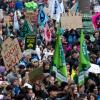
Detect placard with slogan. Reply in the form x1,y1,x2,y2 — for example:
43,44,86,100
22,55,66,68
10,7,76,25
25,34,36,50
25,11,38,25
61,16,83,29
1,38,22,70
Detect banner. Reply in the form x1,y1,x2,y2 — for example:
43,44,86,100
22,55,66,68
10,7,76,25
92,13,100,31
25,11,38,25
78,0,90,14
52,27,67,82
1,38,22,70
25,34,36,50
21,20,33,37
78,30,90,86
61,16,83,29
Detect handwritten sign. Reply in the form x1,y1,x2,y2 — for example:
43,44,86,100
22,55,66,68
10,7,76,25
25,11,38,25
1,38,22,70
25,34,36,50
61,16,83,29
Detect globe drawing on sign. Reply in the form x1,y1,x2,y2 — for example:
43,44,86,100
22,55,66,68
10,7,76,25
28,44,33,48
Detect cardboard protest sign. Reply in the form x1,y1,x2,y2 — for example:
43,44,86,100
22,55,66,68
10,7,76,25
78,0,90,14
25,11,38,24
29,67,44,82
61,16,83,29
1,38,22,70
25,34,36,50
0,9,3,21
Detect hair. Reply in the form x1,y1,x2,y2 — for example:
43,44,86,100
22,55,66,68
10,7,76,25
88,93,97,100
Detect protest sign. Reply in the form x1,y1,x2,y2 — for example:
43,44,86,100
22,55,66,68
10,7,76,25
78,0,90,14
29,67,44,82
1,38,22,70
25,11,38,24
25,34,36,50
61,16,83,29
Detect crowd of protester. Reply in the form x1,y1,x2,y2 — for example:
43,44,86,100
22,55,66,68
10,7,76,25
0,0,100,100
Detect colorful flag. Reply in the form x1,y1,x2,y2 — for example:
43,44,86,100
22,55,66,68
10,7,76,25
49,0,62,22
38,4,48,27
21,20,33,37
52,27,67,82
79,30,90,70
78,30,90,86
13,11,19,30
70,1,79,15
92,13,100,31
44,23,51,44
5,24,11,37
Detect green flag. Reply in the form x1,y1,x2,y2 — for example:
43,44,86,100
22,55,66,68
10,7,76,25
52,27,68,82
21,20,33,37
78,30,90,86
79,30,90,70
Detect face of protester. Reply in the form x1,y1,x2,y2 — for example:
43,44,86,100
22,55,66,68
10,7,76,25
49,76,55,85
79,85,85,94
73,86,78,95
66,64,70,72
93,86,98,95
13,79,19,86
28,89,35,98
32,61,39,68
50,90,57,98
89,95,96,100
39,61,43,67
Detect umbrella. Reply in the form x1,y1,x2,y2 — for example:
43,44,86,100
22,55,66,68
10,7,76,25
88,63,100,74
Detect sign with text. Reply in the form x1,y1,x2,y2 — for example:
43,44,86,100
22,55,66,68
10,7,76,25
1,38,22,70
61,16,83,29
78,0,90,14
25,35,36,50
25,11,38,25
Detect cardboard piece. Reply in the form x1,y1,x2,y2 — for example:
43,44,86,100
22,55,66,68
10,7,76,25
1,38,22,70
61,15,83,29
29,67,44,82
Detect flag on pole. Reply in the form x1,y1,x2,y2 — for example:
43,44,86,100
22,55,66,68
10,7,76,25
52,27,68,82
44,23,51,44
5,24,11,37
38,4,48,27
13,11,19,30
70,1,79,15
21,20,33,37
78,30,90,86
49,0,62,22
